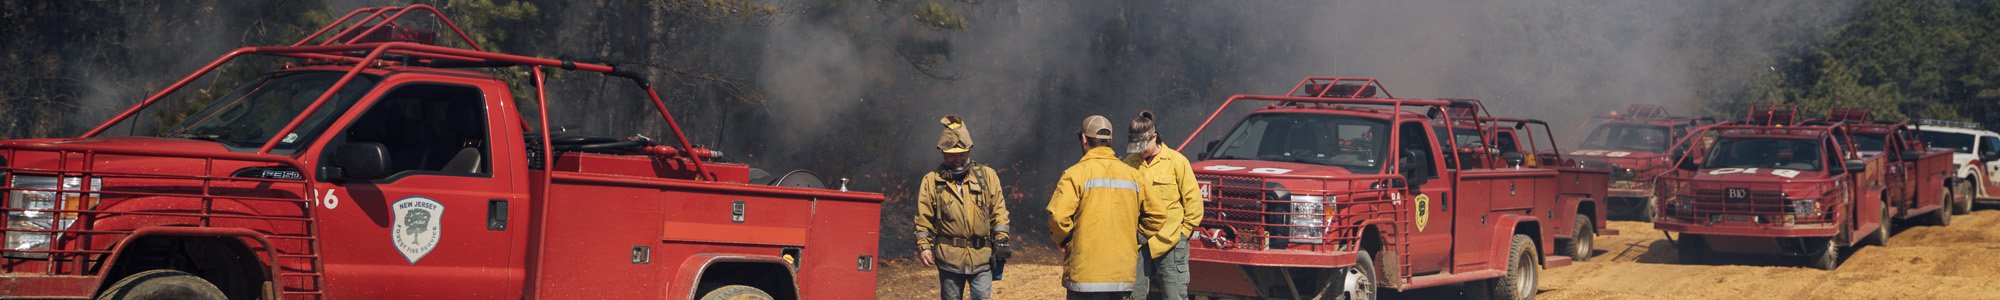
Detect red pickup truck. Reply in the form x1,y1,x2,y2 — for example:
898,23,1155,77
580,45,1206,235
1176,77,1608,300
0,6,881,299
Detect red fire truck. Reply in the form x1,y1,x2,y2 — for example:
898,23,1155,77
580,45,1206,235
1819,108,1958,226
1654,105,1901,270
1565,104,1711,221
0,6,881,300
1176,78,1609,300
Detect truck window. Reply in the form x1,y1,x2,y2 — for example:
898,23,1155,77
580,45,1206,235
1853,133,1885,155
1984,136,2000,155
1920,131,1976,153
1703,138,1822,171
158,71,380,155
1209,113,1389,173
1495,131,1520,153
337,84,490,177
1579,124,1669,152
1399,121,1439,178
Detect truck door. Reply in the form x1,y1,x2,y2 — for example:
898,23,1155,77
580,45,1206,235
1399,121,1455,274
313,82,521,298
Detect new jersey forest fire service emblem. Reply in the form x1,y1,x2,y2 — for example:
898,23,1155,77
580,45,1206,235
392,196,444,264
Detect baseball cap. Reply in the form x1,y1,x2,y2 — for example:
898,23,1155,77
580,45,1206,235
1080,115,1113,140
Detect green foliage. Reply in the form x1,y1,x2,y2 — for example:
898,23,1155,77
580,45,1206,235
438,0,544,124
915,1,968,31
1742,0,2000,124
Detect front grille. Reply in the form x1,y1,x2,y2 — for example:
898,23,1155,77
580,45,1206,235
1195,173,1409,251
1656,176,1839,226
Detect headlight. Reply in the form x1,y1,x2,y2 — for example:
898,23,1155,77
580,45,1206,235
1287,195,1329,243
5,175,100,259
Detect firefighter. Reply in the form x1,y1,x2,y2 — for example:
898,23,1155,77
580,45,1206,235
915,115,1011,300
1049,115,1171,300
1124,111,1202,300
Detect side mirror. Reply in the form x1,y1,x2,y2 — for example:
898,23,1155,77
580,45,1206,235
331,142,392,180
1842,159,1868,174
1982,150,1999,162
1202,140,1222,160
1400,149,1431,186
1676,157,1701,171
1501,152,1526,168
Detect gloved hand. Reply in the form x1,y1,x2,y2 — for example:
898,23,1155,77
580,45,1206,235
992,241,1011,261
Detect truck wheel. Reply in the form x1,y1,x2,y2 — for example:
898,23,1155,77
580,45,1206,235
1642,196,1658,223
1476,234,1539,300
1676,234,1706,265
1330,250,1379,300
1953,181,1974,215
699,285,774,300
1805,238,1840,271
1930,185,1953,226
95,270,227,300
1558,214,1594,262
1870,205,1892,247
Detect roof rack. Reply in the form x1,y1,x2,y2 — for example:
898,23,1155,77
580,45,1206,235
79,5,716,180
1747,104,1798,126
1826,107,1870,123
1286,77,1394,99
1622,104,1669,118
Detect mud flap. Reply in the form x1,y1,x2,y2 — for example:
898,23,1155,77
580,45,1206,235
1377,250,1400,289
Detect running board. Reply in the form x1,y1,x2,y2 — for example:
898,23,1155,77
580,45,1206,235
1402,270,1506,290
1600,228,1621,235
1544,255,1573,268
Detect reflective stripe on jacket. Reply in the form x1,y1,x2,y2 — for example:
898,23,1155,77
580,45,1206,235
1048,146,1171,292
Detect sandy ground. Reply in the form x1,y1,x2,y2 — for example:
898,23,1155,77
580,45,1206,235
879,207,2000,299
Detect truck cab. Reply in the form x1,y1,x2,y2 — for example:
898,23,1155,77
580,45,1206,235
0,6,882,300
1566,104,1710,221
1825,108,1960,224
1913,119,2000,209
1655,105,1885,270
1178,77,1607,300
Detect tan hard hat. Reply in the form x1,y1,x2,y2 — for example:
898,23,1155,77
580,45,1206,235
937,115,974,153
1080,115,1114,140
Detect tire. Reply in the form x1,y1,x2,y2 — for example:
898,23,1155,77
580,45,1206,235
1931,184,1953,226
1870,204,1893,247
1476,234,1539,300
1954,180,1974,215
95,270,227,300
1330,250,1379,300
1805,237,1840,271
1558,214,1594,262
1641,196,1659,223
700,285,774,300
1676,234,1706,265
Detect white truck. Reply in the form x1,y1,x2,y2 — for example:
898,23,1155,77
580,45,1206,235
1916,119,1995,213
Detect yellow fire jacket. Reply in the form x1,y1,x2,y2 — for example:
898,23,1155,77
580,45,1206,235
914,162,1010,274
1125,147,1203,258
1048,146,1170,292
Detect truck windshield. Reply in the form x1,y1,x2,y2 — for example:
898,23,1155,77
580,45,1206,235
160,72,379,155
1209,113,1390,173
1578,124,1669,152
1920,131,1975,153
1702,138,1822,171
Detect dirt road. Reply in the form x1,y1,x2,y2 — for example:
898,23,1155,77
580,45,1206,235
879,208,2000,299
